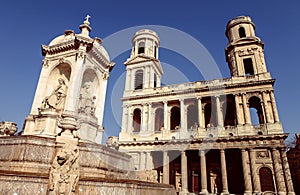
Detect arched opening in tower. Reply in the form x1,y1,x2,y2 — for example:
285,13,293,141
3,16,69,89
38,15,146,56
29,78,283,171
134,70,143,90
133,108,141,132
187,105,198,130
170,106,180,130
155,108,164,132
238,26,246,38
248,96,264,125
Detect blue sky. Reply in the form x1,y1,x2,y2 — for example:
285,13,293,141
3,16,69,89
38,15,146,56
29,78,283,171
0,1,299,142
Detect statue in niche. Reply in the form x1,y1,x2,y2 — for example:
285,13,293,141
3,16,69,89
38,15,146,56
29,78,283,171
41,78,67,111
49,145,79,195
78,83,96,116
209,170,221,194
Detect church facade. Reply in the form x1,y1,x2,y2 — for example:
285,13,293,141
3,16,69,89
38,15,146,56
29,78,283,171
118,16,295,195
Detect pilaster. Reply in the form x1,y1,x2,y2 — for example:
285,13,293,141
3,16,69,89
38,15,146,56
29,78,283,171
271,148,286,195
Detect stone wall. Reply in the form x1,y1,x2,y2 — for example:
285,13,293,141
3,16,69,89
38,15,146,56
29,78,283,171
0,136,176,194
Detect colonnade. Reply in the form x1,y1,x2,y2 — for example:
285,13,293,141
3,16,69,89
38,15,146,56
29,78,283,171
157,147,294,194
121,91,280,134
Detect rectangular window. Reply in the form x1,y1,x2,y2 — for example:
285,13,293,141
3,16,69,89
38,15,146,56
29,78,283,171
243,58,254,75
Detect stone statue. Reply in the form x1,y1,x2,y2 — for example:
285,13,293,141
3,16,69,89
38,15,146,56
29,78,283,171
49,144,79,195
78,83,96,115
42,78,67,111
0,121,18,136
106,136,119,150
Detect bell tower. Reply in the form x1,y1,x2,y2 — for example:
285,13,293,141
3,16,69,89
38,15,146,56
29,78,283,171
225,16,270,79
23,16,114,144
123,29,163,95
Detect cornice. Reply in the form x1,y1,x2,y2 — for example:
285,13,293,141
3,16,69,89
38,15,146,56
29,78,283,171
89,47,115,71
118,133,288,149
122,78,275,101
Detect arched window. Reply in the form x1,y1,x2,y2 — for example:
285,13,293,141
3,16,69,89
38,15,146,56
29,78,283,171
138,42,145,54
249,96,264,125
223,101,236,127
239,26,246,38
154,74,157,88
187,105,198,129
155,108,164,131
134,70,143,90
133,108,141,132
170,106,180,130
204,103,215,127
243,58,254,76
259,167,275,192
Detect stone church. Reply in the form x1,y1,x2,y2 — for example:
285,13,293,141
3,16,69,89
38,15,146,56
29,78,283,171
117,16,295,195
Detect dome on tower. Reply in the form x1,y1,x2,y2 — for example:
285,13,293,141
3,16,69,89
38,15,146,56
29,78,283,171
226,16,255,31
132,29,160,45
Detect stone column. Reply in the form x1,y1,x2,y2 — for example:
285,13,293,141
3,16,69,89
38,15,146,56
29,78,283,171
242,93,251,125
127,106,133,133
140,152,146,170
64,50,85,113
144,66,150,88
241,149,252,195
141,104,148,132
125,68,132,91
149,68,154,88
262,92,271,123
180,150,188,194
163,101,168,130
216,96,224,128
180,99,186,130
148,103,152,132
163,150,169,184
270,91,280,123
130,70,135,90
280,148,295,195
271,148,286,195
199,150,208,194
121,105,128,133
234,94,243,125
145,151,153,170
220,149,229,194
197,97,204,129
249,149,261,193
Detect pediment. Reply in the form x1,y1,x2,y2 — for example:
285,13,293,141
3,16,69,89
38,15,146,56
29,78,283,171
125,55,158,65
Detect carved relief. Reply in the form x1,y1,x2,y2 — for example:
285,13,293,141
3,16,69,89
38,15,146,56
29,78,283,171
49,144,79,195
41,78,67,111
237,47,257,57
77,51,85,60
42,59,49,68
257,150,270,159
102,72,109,80
134,170,158,183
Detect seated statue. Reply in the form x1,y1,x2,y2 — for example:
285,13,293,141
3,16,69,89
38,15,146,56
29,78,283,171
42,78,67,111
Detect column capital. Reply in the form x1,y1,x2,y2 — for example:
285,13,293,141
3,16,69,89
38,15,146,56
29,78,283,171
196,96,202,100
163,100,168,104
179,98,185,102
198,150,206,156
